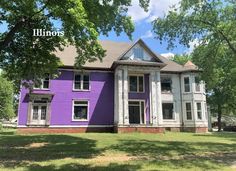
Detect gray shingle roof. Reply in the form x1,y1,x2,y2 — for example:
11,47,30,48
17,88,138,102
55,40,199,72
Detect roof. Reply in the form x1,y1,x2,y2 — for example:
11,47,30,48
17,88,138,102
55,39,199,72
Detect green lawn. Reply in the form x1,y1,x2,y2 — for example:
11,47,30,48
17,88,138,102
0,129,235,171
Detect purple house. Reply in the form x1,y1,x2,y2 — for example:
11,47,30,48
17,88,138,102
17,39,208,133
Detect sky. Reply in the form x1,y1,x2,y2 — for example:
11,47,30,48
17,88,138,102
99,0,195,58
0,0,197,58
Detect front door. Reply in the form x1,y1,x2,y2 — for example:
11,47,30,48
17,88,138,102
31,104,47,125
129,101,145,124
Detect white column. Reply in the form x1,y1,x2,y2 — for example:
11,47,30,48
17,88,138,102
123,66,129,125
156,71,162,125
150,71,158,125
117,69,124,125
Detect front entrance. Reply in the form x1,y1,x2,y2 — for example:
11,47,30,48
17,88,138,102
31,102,47,125
128,101,145,124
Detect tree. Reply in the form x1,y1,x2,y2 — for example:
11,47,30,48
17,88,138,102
0,73,14,120
152,0,236,131
0,0,149,90
171,54,192,65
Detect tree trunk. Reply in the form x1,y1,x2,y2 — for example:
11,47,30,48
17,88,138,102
217,104,222,132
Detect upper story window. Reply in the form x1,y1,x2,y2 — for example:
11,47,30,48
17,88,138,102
73,100,88,121
195,76,201,92
162,103,174,120
74,73,90,90
184,77,190,92
161,77,172,93
133,47,144,60
34,73,50,89
196,102,202,120
185,102,192,120
129,75,144,93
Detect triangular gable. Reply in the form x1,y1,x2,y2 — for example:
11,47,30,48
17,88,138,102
118,39,164,63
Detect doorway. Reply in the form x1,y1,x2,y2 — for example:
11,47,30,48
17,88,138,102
128,101,145,124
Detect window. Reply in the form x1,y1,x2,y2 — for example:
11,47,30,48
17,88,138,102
184,77,190,92
185,103,192,120
128,101,145,124
34,73,50,89
133,48,144,59
31,103,47,125
73,100,88,120
74,73,90,90
161,77,172,93
129,75,144,92
196,102,202,120
195,76,201,92
162,103,174,119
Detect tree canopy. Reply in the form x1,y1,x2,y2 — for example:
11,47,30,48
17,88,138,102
0,0,149,90
171,54,192,65
153,0,236,131
0,73,14,120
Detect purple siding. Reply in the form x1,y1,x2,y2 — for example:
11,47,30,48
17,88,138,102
18,70,114,126
128,74,150,124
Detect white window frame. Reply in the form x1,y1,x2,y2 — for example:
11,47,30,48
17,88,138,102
128,99,146,124
30,101,48,125
162,102,175,120
196,102,203,120
185,102,193,120
161,76,172,93
72,99,89,121
183,76,191,93
194,76,201,93
133,47,144,60
128,74,145,93
73,72,90,91
34,74,50,90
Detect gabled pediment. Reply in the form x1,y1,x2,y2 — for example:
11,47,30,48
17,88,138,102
119,39,163,63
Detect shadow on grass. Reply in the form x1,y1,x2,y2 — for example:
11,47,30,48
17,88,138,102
27,163,141,171
0,132,236,171
0,134,101,168
109,139,236,170
193,132,236,142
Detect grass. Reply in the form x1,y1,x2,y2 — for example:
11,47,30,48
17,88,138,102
0,129,235,171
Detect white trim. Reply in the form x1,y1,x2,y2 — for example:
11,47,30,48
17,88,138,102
17,88,22,127
184,101,193,121
72,99,89,121
59,68,114,73
195,101,203,121
160,74,173,93
194,76,201,93
161,101,176,121
128,74,145,93
128,99,146,124
183,76,191,93
49,125,114,128
73,72,91,91
17,125,114,128
33,74,50,90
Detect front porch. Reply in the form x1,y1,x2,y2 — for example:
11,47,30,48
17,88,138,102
114,65,164,131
